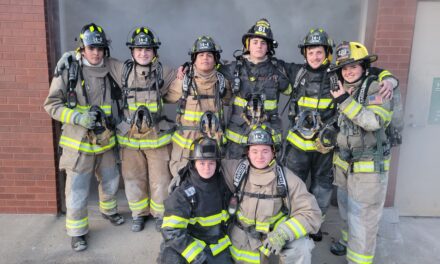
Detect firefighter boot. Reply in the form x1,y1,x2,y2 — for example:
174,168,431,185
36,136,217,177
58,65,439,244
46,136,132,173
330,240,347,256
131,216,146,232
71,235,87,252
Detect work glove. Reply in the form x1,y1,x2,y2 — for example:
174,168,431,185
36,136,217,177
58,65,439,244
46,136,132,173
191,249,207,264
54,51,77,77
74,112,98,129
262,223,294,255
167,174,182,194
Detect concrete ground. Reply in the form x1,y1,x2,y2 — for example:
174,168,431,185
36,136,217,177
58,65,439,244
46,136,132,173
1,191,439,264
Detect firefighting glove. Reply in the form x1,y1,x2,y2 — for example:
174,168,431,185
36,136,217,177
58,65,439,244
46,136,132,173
262,223,295,255
167,175,182,194
191,249,207,264
74,112,98,129
54,51,77,77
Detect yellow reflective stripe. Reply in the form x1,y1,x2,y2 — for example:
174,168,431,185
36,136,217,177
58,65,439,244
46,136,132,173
162,215,189,229
298,96,334,109
236,210,283,233
225,129,248,144
378,70,391,81
237,211,255,226
99,199,117,210
128,198,149,211
286,130,317,151
150,199,164,213
366,105,392,125
171,132,193,149
341,229,348,242
273,215,288,231
233,96,247,108
128,102,159,112
263,100,277,111
282,84,292,96
347,248,374,264
60,108,76,124
256,222,270,233
66,216,88,229
230,245,260,264
183,110,219,122
189,210,229,227
74,105,112,115
117,133,172,149
259,245,271,256
285,217,307,239
59,135,116,153
343,99,362,119
209,235,231,256
182,239,206,263
333,153,349,171
353,158,390,173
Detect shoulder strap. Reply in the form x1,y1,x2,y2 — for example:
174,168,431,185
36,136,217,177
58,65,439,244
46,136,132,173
121,59,134,89
233,159,250,190
66,61,80,108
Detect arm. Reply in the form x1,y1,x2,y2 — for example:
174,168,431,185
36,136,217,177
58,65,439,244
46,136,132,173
162,77,183,104
161,190,207,263
369,66,399,99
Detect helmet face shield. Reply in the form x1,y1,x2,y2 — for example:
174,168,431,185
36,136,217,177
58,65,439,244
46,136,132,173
190,137,220,160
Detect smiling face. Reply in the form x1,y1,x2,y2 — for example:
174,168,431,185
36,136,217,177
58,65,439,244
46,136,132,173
341,62,364,83
81,46,104,65
248,37,268,61
248,145,274,169
194,52,215,74
194,159,217,179
132,47,155,65
306,46,326,69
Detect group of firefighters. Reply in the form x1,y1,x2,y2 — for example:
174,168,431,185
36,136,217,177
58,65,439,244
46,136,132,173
44,18,403,264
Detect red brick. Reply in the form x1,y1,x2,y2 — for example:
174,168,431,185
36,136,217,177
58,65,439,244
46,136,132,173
36,193,57,200
7,97,30,105
15,0,33,5
0,153,13,159
27,200,48,207
16,193,36,200
17,207,56,214
0,207,18,213
18,104,39,112
26,186,54,193
7,200,27,206
0,193,15,199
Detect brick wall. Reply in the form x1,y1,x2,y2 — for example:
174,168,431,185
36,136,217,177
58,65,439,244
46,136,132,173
0,0,57,213
372,0,417,206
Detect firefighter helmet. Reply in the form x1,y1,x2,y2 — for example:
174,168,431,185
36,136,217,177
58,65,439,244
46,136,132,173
126,26,161,49
79,23,109,48
298,28,334,57
242,18,278,55
190,137,220,160
247,126,274,146
334,41,378,69
189,36,222,62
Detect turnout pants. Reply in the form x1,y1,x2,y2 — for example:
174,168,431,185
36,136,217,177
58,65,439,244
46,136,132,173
334,163,389,264
59,149,120,237
284,145,333,214
121,145,172,218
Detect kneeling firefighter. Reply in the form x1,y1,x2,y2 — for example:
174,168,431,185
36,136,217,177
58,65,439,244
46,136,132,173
158,137,233,264
221,126,322,264
117,26,176,232
44,23,125,252
164,35,231,177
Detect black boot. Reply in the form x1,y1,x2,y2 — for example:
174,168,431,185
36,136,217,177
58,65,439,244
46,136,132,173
102,213,125,226
131,216,146,232
71,235,87,252
330,240,347,256
155,218,163,232
309,229,323,241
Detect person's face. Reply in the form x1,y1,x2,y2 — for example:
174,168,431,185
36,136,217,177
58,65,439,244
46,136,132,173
194,159,217,179
81,46,104,65
341,63,364,83
306,46,326,69
248,37,268,61
132,47,155,65
194,52,215,73
248,145,274,169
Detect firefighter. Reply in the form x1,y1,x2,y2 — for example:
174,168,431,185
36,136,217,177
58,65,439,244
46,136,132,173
115,27,176,232
219,18,290,159
329,41,394,264
44,23,124,252
165,36,230,177
282,28,399,241
221,126,322,264
158,137,233,264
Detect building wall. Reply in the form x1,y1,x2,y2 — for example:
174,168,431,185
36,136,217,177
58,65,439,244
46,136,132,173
0,0,418,213
0,0,57,213
371,0,417,206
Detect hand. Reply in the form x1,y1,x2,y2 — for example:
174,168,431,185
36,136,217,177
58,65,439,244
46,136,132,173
330,81,348,99
167,175,182,194
379,79,393,100
74,112,97,129
176,63,189,80
54,51,77,77
262,228,290,255
191,250,207,264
